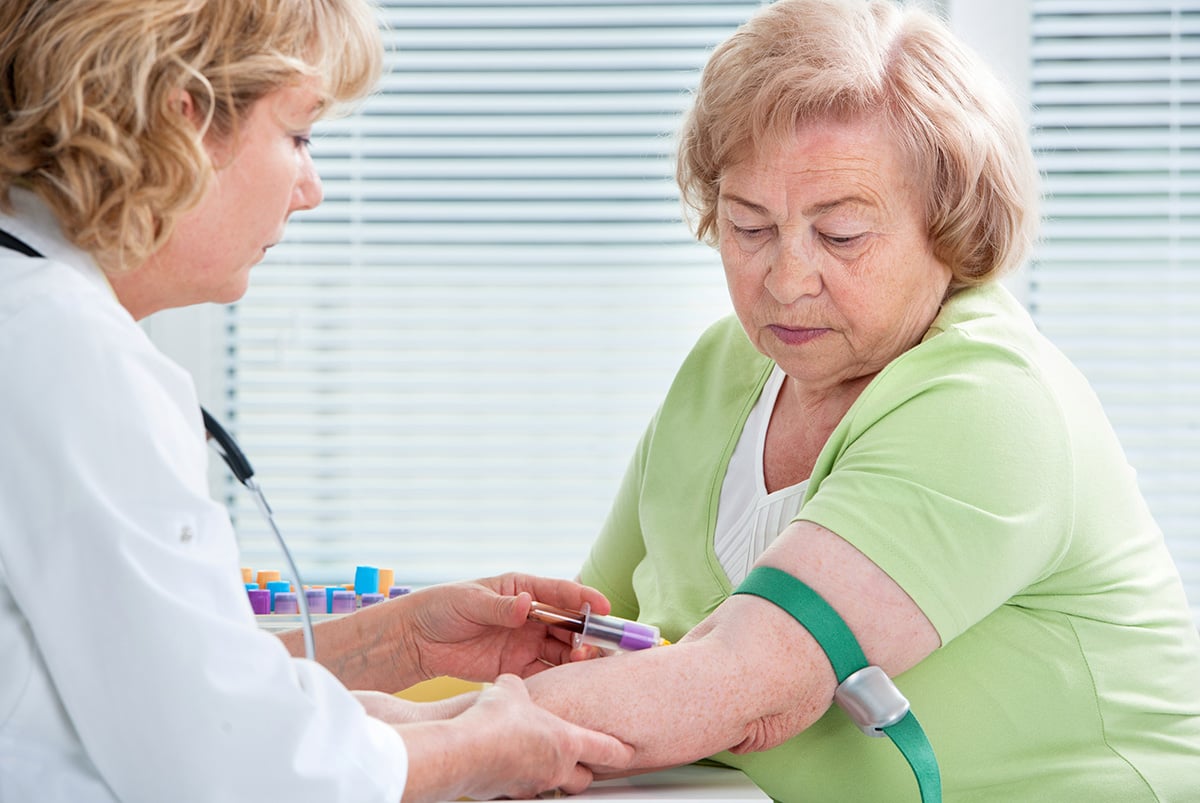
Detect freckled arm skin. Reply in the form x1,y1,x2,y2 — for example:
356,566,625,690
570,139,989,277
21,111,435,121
524,521,941,769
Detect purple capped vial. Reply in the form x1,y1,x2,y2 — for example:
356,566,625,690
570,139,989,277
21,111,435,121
305,588,327,614
248,588,271,615
330,590,356,614
273,592,299,615
615,620,660,651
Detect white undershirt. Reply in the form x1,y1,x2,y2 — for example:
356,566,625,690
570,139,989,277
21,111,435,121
714,364,810,587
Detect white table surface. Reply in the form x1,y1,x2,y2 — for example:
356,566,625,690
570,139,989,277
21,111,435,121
534,764,771,801
439,764,769,802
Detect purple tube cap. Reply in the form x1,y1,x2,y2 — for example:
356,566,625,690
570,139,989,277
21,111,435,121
305,589,327,614
331,590,357,614
248,588,271,615
274,592,299,615
618,621,661,651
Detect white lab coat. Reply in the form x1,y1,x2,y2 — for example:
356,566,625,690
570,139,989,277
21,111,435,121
0,191,408,803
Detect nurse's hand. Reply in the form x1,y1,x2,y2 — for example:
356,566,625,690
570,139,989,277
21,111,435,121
398,572,613,683
397,674,634,803
279,572,610,691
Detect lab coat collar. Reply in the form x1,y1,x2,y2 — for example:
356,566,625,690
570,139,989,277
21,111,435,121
0,188,119,304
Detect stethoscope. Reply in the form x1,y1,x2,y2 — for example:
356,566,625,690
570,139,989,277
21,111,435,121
202,409,316,660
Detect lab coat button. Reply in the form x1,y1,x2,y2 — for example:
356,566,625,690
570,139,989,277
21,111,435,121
180,525,194,543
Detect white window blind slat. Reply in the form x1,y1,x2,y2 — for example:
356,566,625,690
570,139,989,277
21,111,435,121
1033,85,1200,104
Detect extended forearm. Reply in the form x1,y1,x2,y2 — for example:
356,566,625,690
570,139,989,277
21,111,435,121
526,639,754,768
525,598,836,768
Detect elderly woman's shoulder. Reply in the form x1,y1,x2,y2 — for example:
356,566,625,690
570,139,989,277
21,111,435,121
929,283,1031,339
870,282,1098,438
922,283,1061,373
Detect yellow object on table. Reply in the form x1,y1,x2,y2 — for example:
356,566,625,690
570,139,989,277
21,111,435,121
394,675,484,702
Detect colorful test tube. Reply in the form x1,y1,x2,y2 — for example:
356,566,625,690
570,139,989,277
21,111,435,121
377,568,395,595
331,590,356,614
266,580,291,611
274,592,299,615
305,588,327,614
247,588,271,615
354,565,380,596
256,569,281,589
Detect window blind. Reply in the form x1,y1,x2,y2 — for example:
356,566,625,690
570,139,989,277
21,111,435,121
219,2,755,585
1030,0,1200,621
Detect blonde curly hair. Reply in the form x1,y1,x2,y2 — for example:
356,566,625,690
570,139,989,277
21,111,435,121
0,0,382,273
676,0,1039,289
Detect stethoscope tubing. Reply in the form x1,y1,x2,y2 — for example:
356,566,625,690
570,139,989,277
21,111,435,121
202,408,316,661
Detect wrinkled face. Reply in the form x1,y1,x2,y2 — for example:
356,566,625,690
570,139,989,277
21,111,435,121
717,115,952,394
132,80,325,315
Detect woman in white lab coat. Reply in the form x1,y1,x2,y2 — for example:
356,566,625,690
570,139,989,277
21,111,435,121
0,2,630,802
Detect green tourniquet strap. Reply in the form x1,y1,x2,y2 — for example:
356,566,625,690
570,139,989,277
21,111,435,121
734,566,865,682
885,711,941,801
733,566,942,803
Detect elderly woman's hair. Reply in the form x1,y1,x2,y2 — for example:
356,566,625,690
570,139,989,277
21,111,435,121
0,0,382,273
677,0,1039,287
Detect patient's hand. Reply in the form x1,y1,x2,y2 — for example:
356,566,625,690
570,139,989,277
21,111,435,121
353,689,478,724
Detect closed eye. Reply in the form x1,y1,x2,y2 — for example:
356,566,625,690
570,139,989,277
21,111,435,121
732,224,772,238
822,233,863,246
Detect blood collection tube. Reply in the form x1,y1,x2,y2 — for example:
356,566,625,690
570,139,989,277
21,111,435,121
274,591,299,615
527,601,668,652
377,568,395,595
330,590,357,614
256,569,281,589
354,565,380,595
265,580,291,611
247,588,271,615
305,588,327,614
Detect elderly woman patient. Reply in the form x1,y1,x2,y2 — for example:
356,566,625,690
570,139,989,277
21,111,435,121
526,0,1200,800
